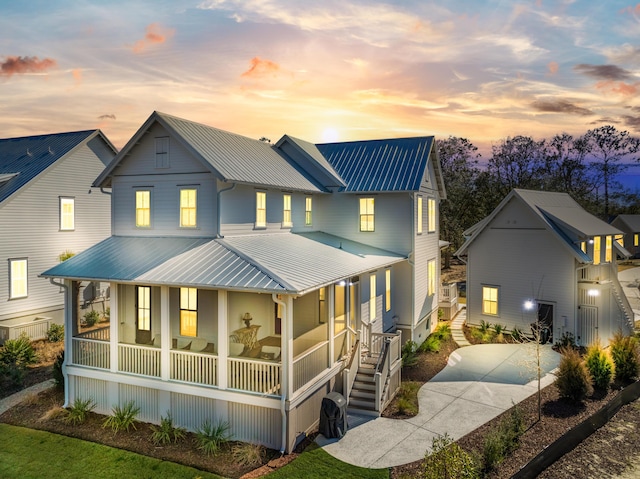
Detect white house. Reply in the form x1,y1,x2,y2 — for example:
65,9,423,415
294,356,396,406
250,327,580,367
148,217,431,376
42,111,446,453
611,214,640,258
0,130,115,344
456,189,634,347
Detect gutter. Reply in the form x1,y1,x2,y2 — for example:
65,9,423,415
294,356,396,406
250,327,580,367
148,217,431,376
99,187,111,196
217,183,236,238
272,293,288,454
49,278,70,408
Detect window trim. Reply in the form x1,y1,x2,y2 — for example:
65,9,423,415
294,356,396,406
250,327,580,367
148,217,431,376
305,196,313,227
179,287,198,337
482,285,499,316
59,196,75,231
179,187,198,228
427,197,436,233
282,194,292,228
9,258,28,300
359,197,375,232
255,191,267,229
135,189,151,228
417,196,423,234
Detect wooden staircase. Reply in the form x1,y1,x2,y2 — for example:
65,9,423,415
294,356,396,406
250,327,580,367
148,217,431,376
348,360,378,414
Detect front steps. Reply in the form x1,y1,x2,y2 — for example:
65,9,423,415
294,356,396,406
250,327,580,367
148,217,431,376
347,361,379,416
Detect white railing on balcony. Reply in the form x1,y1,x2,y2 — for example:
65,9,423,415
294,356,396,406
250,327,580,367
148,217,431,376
171,350,217,386
370,332,398,356
228,357,281,395
292,340,329,392
579,264,612,282
76,326,110,341
118,343,161,377
333,329,348,363
440,282,458,302
72,337,110,369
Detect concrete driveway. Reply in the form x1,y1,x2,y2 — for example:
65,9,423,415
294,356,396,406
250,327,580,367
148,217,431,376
317,343,561,469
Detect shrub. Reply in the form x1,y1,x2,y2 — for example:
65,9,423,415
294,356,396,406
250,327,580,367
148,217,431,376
419,335,441,353
479,320,492,333
401,340,419,368
53,351,65,389
610,331,640,383
195,418,231,456
421,433,479,479
102,401,140,433
65,398,96,425
433,323,452,341
555,347,592,402
82,310,100,328
482,405,524,472
58,250,75,262
510,327,523,342
0,333,37,366
46,324,64,343
151,413,186,445
555,332,577,350
584,340,614,390
231,443,265,468
0,362,25,386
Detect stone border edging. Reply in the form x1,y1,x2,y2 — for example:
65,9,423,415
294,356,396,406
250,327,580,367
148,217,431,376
512,380,640,479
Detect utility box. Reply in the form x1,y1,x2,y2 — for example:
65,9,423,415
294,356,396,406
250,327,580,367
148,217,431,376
319,392,347,439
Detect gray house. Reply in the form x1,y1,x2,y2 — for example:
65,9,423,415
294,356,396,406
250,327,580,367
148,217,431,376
456,189,634,347
0,130,115,343
42,111,445,453
611,214,640,258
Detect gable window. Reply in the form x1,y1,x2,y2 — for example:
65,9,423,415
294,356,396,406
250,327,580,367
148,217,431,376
427,259,436,296
593,236,601,265
155,137,169,168
137,286,151,331
428,198,436,233
605,235,612,263
256,191,266,228
482,286,499,316
359,197,375,232
385,269,391,312
60,197,75,231
9,258,27,299
370,274,377,321
283,194,292,227
305,197,312,226
417,197,423,234
180,188,197,228
135,190,150,227
635,234,639,247
180,287,197,337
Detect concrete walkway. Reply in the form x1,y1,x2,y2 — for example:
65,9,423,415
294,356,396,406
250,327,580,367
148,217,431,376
450,307,471,347
318,343,560,469
0,379,55,416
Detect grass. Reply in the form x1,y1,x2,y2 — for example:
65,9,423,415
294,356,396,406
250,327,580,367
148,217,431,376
0,423,223,479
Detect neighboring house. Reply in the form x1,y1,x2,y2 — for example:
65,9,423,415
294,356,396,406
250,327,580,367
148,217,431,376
0,130,115,344
456,189,634,348
42,111,446,453
611,214,640,258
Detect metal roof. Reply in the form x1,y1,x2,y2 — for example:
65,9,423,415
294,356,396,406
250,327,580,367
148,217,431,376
316,136,435,192
612,214,640,232
0,130,99,204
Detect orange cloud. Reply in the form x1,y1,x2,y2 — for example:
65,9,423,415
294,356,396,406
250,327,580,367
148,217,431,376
0,55,56,77
132,23,174,54
72,68,82,85
620,4,640,15
547,61,559,75
241,57,280,79
596,80,638,96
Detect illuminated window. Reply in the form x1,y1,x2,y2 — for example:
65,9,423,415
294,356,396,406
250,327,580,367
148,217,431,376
482,286,498,316
305,197,312,226
256,191,266,228
605,235,612,263
370,274,376,322
137,286,151,331
180,189,197,227
593,236,601,265
60,197,75,231
581,241,587,253
136,191,150,227
428,198,436,232
359,197,375,232
428,259,436,296
417,197,423,234
615,235,624,247
9,258,27,299
318,287,327,323
283,194,292,227
385,269,391,312
180,287,197,337
155,137,169,168
635,234,639,247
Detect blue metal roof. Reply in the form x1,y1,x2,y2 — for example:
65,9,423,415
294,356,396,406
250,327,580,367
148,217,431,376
316,136,435,192
0,130,98,204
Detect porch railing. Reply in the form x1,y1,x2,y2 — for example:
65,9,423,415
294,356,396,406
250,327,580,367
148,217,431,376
342,331,361,403
293,340,329,392
72,337,110,369
228,357,281,395
374,332,402,412
171,350,217,386
76,326,110,341
579,264,612,282
370,332,399,356
333,329,348,363
440,282,458,302
118,343,161,377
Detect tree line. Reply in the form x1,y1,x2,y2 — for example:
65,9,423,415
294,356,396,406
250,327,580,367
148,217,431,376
437,125,640,268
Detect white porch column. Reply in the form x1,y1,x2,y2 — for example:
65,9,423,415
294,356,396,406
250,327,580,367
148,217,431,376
160,286,171,381
63,279,74,408
285,294,294,399
109,282,119,373
217,290,228,389
328,285,335,368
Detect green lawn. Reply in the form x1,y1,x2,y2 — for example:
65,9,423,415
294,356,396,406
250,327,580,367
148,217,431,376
0,424,223,479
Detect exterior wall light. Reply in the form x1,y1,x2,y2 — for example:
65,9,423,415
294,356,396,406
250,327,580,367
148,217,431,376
524,300,535,311
587,289,599,297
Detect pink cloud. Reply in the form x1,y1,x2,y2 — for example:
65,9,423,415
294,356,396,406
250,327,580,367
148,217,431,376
132,23,174,54
596,80,638,96
620,4,640,15
241,57,280,79
72,68,82,85
547,61,559,75
0,55,56,77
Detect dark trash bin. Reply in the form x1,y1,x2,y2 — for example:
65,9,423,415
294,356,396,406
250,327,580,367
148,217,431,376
319,392,347,439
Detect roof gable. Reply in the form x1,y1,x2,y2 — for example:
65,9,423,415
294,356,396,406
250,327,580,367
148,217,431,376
612,214,640,232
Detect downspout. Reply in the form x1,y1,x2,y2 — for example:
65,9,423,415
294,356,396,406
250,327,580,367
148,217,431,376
99,187,111,196
575,263,590,345
217,183,236,238
272,293,288,455
49,278,70,408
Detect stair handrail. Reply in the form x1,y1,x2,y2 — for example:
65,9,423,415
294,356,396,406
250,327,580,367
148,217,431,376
374,337,391,411
343,331,361,403
611,263,635,331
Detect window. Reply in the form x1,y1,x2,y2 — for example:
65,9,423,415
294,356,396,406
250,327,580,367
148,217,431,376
9,259,27,299
385,269,391,312
283,194,292,227
428,198,436,232
60,197,74,231
605,235,612,263
305,197,312,226
593,236,601,265
359,197,375,232
615,235,624,247
427,259,436,296
318,287,327,323
369,274,376,321
635,234,639,247
137,286,151,331
155,137,169,168
580,241,587,253
135,190,150,227
180,189,197,227
417,197,423,234
256,191,266,228
482,286,498,316
179,287,197,337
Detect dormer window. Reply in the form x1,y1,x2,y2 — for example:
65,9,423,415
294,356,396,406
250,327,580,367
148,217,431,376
305,197,313,226
60,197,75,231
359,198,375,232
282,194,292,227
256,191,266,228
155,137,169,169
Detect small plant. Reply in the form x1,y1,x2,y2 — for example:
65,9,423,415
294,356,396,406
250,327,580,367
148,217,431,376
419,335,441,353
103,307,111,322
395,381,420,415
46,323,64,343
194,418,231,456
82,310,101,328
401,340,419,368
482,405,524,473
584,340,614,390
510,327,523,342
65,398,96,425
231,443,265,468
396,397,417,416
433,323,452,341
479,320,492,333
555,332,577,349
151,413,186,445
102,400,140,433
421,433,479,479
492,324,506,343
0,333,37,366
555,347,592,402
58,250,75,262
53,350,64,389
610,331,640,383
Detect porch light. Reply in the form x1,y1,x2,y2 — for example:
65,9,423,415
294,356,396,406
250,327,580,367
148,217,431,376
242,312,253,328
338,280,346,287
587,289,599,297
524,300,535,311
588,239,594,244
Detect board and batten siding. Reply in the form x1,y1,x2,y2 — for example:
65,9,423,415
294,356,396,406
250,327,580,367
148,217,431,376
0,143,112,322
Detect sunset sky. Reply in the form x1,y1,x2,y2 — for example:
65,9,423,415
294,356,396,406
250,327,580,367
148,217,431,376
2,0,640,158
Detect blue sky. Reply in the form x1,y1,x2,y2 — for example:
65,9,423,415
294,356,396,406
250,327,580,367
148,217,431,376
1,0,640,160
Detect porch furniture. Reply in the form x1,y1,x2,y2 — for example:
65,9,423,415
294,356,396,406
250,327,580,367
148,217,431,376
232,325,261,350
229,342,245,356
260,345,281,360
